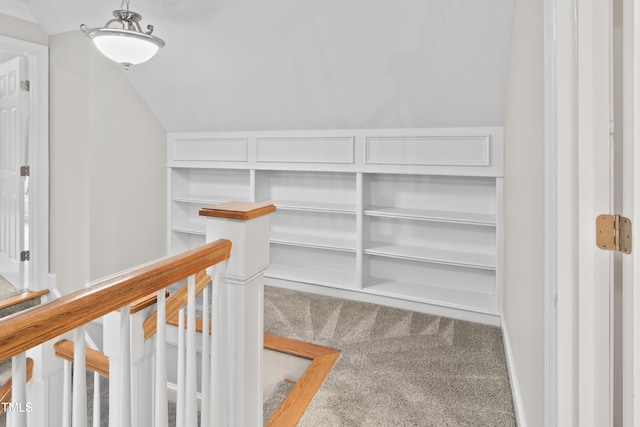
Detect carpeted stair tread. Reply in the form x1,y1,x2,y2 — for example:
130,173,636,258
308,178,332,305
0,292,46,320
263,380,294,423
0,274,47,320
0,360,10,391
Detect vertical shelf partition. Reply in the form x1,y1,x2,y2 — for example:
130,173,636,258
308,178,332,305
167,128,504,324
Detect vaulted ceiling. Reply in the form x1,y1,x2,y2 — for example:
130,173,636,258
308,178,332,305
20,0,514,132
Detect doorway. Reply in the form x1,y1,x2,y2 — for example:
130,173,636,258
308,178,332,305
0,35,48,293
0,53,29,290
546,0,640,424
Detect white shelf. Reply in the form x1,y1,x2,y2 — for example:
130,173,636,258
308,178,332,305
172,194,232,204
172,226,205,236
266,263,357,289
268,199,357,214
271,232,356,252
363,279,496,314
168,128,504,323
364,206,496,226
365,243,495,270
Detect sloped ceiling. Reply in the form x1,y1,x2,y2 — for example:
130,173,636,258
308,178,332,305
24,0,514,132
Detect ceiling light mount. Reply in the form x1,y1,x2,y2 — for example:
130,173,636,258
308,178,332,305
81,0,165,70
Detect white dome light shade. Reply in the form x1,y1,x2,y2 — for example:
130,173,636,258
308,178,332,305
90,30,162,66
81,9,165,69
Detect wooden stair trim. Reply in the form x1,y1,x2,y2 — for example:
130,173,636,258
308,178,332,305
263,333,339,359
0,239,231,362
158,320,339,426
166,313,211,333
0,357,34,413
264,333,340,427
143,270,211,339
53,340,109,378
129,290,170,314
0,290,48,311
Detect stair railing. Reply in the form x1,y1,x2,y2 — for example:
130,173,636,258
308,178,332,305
0,201,275,427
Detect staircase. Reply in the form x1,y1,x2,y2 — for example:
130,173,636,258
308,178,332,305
0,277,322,426
0,276,48,427
0,201,277,427
49,309,300,426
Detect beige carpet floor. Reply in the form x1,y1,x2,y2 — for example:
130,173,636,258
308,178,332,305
263,286,517,426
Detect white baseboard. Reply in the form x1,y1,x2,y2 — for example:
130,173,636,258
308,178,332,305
265,278,501,326
502,319,526,427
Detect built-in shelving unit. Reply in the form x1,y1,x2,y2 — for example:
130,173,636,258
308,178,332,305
167,128,504,324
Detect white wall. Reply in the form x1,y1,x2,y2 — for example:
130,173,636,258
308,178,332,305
0,12,47,45
49,31,167,294
502,0,545,425
123,0,515,132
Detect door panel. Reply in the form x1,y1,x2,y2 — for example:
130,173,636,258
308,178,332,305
0,56,26,288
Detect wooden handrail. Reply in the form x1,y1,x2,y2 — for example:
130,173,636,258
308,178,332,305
0,358,34,412
143,270,211,339
0,239,232,362
54,340,110,377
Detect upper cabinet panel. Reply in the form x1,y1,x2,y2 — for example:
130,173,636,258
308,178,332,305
365,135,489,167
256,136,354,164
168,127,503,177
171,136,249,162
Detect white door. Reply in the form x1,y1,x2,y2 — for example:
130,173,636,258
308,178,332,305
0,56,27,289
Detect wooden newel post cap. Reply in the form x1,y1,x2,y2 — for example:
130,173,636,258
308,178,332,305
199,201,276,221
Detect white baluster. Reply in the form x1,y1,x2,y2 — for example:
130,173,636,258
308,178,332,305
72,327,87,427
62,359,72,427
209,264,228,425
120,306,132,427
154,289,168,427
176,307,185,427
186,274,197,426
10,353,27,427
200,280,211,426
93,371,100,427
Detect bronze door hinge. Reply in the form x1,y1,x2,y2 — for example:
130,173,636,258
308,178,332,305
596,214,632,254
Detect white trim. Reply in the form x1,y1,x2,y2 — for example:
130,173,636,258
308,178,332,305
502,320,526,427
264,278,501,326
622,0,640,424
543,0,558,424
545,0,580,425
546,0,615,425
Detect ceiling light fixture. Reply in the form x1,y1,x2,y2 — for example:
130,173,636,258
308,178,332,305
80,0,165,70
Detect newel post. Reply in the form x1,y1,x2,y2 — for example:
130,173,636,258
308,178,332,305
199,201,275,427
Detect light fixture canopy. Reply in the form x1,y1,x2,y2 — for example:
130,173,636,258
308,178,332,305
81,2,165,69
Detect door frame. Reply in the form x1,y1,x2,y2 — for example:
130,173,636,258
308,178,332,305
621,0,640,424
545,0,614,425
0,35,49,292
